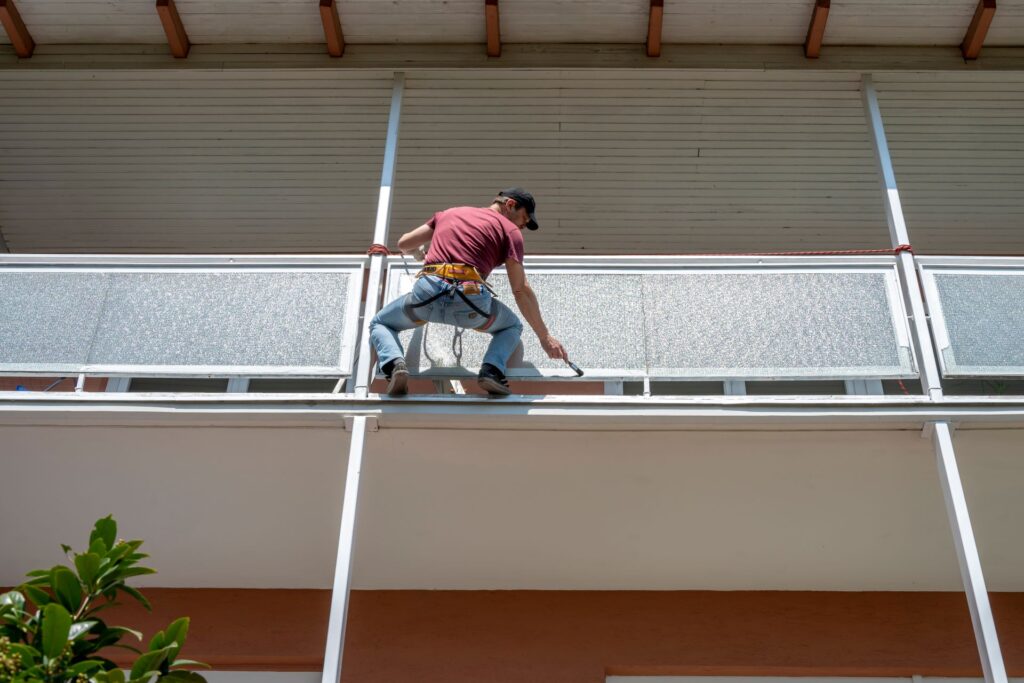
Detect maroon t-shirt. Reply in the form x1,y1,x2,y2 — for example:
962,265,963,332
424,206,525,280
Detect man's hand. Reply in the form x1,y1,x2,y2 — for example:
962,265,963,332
540,334,569,361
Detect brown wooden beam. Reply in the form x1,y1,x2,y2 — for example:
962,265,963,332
803,0,829,58
485,0,500,57
961,0,996,60
0,0,35,58
646,0,664,58
155,0,190,58
319,0,345,58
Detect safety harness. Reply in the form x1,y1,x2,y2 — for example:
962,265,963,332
405,263,496,327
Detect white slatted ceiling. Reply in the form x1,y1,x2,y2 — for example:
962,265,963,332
662,0,813,45
828,0,978,46
388,70,889,255
1,0,1021,46
988,0,1024,45
0,70,392,253
875,72,1024,255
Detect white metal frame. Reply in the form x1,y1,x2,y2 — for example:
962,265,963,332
863,74,1007,683
321,71,405,683
382,255,917,382
862,74,944,400
917,256,1024,378
0,255,366,379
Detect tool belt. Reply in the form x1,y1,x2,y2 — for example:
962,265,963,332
406,262,493,323
418,263,484,282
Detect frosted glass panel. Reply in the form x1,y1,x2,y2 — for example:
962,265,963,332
929,272,1024,377
645,271,913,379
386,261,915,380
395,272,647,378
0,273,108,371
0,263,362,377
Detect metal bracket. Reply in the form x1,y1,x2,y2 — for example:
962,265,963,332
344,415,378,432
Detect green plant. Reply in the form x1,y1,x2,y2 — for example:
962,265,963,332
0,516,207,683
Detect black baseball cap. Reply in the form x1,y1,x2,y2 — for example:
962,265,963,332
498,187,539,230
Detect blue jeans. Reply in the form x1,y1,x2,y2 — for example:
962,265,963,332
370,275,524,374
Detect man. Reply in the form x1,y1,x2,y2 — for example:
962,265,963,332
370,188,569,397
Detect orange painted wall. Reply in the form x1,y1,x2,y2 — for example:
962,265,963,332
99,589,1024,682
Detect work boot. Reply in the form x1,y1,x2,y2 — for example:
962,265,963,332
385,359,409,397
477,363,511,397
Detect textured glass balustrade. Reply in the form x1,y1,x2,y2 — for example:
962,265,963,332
919,257,1024,378
384,257,918,381
0,257,365,378
1,255,925,386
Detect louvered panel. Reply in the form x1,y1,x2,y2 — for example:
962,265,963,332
875,72,1024,255
0,70,392,253
389,70,888,255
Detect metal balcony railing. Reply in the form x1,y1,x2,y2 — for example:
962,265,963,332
4,253,1024,394
0,255,364,379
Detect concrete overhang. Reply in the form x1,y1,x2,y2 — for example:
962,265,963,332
2,393,1022,594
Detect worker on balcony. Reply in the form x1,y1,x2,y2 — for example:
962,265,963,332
370,188,569,397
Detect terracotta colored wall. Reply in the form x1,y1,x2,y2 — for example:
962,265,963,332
96,590,1024,682
0,377,108,392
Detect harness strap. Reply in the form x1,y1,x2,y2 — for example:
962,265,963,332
405,278,494,325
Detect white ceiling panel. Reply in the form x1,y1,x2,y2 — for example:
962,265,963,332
1,0,1020,46
663,0,813,45
827,0,978,46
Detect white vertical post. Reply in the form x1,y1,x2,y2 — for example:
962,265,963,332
932,421,1008,683
861,74,943,399
723,380,746,396
321,415,369,683
321,71,405,683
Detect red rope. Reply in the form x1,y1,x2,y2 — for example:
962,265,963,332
682,244,914,257
367,243,393,256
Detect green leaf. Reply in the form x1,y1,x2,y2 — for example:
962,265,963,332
61,543,73,554
1,590,26,614
51,566,83,613
21,584,51,608
66,659,104,677
120,586,152,612
160,672,207,682
100,670,127,683
69,620,98,641
108,625,145,642
161,617,189,661
91,516,118,554
170,659,209,669
121,567,157,579
148,628,167,651
41,603,72,659
75,553,103,587
7,642,38,667
24,569,50,578
130,645,174,681
89,537,109,556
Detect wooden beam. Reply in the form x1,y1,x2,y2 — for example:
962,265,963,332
803,0,829,59
0,0,34,58
155,0,190,58
646,0,663,58
961,0,996,60
319,0,345,57
485,0,500,57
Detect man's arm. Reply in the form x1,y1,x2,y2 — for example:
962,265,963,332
397,224,433,256
505,259,569,361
